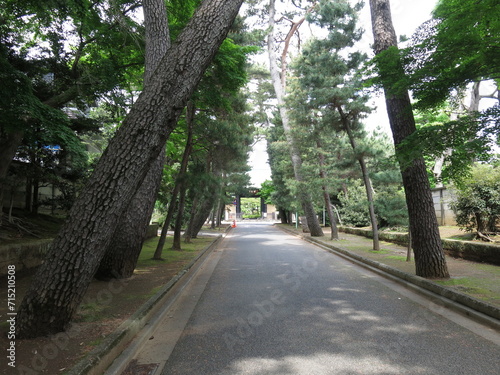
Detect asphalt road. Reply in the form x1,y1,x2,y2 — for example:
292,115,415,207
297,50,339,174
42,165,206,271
160,222,499,375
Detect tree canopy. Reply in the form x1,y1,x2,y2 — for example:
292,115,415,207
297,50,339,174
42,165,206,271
405,0,500,109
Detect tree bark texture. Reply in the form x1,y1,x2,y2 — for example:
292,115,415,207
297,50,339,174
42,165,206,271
369,0,449,278
316,139,338,240
267,0,323,237
340,112,380,250
153,110,194,259
172,183,187,250
96,0,171,279
0,130,24,220
16,0,245,338
189,193,216,239
95,150,165,279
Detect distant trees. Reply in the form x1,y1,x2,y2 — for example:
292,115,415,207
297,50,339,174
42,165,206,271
290,0,379,247
266,0,324,236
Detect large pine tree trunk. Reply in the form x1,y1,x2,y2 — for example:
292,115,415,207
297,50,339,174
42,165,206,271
16,0,245,338
369,0,449,278
95,0,171,279
267,0,323,237
95,152,165,279
189,193,216,238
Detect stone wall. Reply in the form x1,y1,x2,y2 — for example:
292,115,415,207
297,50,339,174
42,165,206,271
432,187,456,226
0,224,159,277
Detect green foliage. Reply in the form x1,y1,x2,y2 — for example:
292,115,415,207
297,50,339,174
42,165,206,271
450,164,500,233
399,105,500,185
405,0,500,108
369,46,409,97
266,122,298,213
337,183,370,227
240,197,260,216
338,179,408,228
258,180,275,204
374,189,408,228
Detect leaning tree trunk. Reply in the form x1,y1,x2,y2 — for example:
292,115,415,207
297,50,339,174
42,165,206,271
95,152,165,279
267,0,323,237
190,193,217,239
340,112,380,251
16,0,245,339
316,138,339,240
369,0,449,278
183,195,199,244
95,0,171,279
0,130,24,223
153,108,194,259
172,183,187,251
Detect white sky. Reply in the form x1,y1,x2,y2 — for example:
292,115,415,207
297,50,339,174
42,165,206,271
247,0,439,187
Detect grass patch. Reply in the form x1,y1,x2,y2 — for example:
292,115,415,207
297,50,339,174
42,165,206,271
449,234,475,241
434,277,498,302
385,255,408,261
75,302,106,322
476,263,500,274
369,249,391,254
137,236,214,268
88,338,103,347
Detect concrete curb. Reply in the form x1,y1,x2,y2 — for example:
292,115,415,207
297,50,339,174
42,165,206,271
276,225,500,331
66,229,229,375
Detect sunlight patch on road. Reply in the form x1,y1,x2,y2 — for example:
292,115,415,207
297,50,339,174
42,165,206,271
229,353,420,374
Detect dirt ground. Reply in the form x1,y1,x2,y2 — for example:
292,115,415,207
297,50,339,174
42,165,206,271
0,234,217,375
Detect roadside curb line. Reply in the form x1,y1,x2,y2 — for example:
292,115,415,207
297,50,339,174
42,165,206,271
66,228,230,375
276,225,500,331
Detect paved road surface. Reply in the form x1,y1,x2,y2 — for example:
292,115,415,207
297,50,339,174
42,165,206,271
154,223,499,374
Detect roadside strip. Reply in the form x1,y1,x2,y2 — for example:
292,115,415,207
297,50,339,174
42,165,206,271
276,225,500,331
66,229,229,375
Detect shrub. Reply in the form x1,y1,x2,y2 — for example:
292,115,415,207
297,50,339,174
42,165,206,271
450,164,500,233
338,184,370,227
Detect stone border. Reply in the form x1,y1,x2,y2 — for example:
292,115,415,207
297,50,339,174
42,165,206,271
0,239,52,276
276,225,500,330
66,229,229,375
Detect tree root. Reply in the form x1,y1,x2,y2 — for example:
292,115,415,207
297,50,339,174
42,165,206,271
0,213,41,238
476,231,495,242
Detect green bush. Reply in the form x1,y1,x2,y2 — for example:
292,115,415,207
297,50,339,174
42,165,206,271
450,164,500,233
374,189,408,228
338,182,408,228
338,184,370,227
